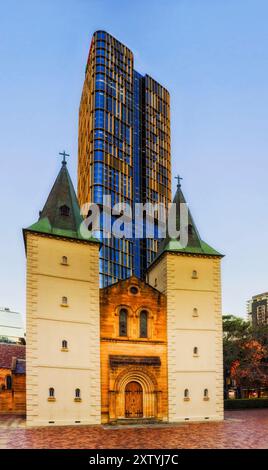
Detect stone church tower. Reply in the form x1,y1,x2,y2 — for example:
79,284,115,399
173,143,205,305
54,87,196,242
23,158,101,426
148,181,224,422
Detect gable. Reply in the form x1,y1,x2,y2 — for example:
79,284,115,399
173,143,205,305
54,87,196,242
100,275,165,300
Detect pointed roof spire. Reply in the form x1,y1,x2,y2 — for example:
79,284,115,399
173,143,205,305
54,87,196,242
156,176,222,259
24,154,97,243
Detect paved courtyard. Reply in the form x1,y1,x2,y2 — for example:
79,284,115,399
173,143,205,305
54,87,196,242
0,410,267,449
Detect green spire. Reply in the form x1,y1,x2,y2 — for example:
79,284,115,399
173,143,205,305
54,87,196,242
157,177,223,258
25,158,97,243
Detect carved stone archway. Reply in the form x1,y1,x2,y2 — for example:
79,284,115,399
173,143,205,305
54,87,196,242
109,367,159,421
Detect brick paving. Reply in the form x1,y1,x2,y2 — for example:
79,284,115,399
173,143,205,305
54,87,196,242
0,410,267,449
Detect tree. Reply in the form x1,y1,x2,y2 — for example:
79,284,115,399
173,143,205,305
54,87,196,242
222,315,268,396
230,340,268,392
0,336,14,344
252,324,268,349
222,315,251,371
223,315,251,340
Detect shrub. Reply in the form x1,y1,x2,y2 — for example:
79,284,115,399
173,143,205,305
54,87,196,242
224,398,268,410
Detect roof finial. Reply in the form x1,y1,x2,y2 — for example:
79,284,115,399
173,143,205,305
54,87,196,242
59,150,70,166
175,174,183,189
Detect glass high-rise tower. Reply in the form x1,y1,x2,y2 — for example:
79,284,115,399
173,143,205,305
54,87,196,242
78,31,171,287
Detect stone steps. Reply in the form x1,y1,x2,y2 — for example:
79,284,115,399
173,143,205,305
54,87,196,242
109,418,162,426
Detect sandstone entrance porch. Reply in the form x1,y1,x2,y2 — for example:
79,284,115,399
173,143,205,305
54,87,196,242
107,355,165,423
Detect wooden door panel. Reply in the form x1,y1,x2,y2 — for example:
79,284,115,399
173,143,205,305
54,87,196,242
125,381,143,418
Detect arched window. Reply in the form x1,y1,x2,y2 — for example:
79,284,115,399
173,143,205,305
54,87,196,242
154,278,158,287
62,340,68,350
119,308,128,337
192,270,198,279
62,296,68,306
61,256,68,265
75,388,81,399
6,375,12,390
184,388,189,399
193,308,198,317
140,310,148,338
60,205,70,217
193,347,198,355
204,388,209,398
49,387,55,398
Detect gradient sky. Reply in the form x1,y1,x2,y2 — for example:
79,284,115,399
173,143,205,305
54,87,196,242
0,0,267,321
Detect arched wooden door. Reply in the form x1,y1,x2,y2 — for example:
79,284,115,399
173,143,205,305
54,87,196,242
125,381,143,418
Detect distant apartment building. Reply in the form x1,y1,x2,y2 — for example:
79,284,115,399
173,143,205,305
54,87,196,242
0,308,25,343
247,292,268,327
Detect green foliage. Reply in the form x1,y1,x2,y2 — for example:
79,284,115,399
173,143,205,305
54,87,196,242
223,315,268,389
0,336,25,345
222,315,251,371
0,336,15,344
223,315,251,340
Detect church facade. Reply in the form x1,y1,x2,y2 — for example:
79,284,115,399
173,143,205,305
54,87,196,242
23,160,224,426
100,276,168,423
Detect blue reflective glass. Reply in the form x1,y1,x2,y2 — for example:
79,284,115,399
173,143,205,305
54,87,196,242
115,264,119,277
96,65,105,72
94,130,105,139
107,96,112,112
95,81,105,92
104,260,108,273
96,31,106,40
93,186,103,204
125,127,130,144
94,150,104,161
97,40,106,48
96,72,105,81
94,110,104,128
94,163,103,183
96,48,105,57
95,91,105,108
94,140,104,150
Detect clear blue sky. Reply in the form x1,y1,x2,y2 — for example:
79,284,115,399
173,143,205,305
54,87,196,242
0,0,267,320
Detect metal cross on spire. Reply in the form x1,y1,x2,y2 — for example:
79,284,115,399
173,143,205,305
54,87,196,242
59,150,70,165
175,174,183,189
